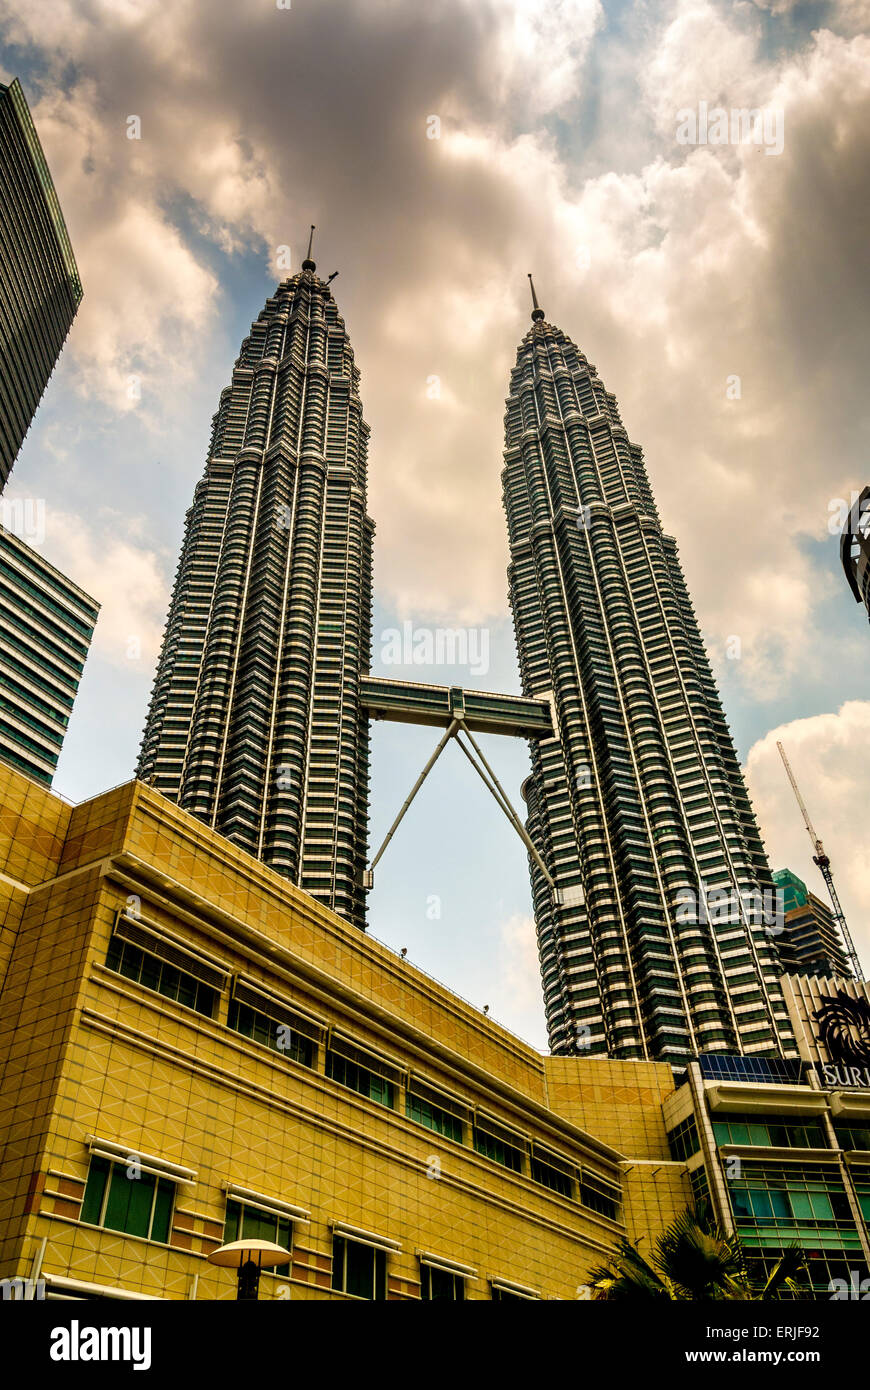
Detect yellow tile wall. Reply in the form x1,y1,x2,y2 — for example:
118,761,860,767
0,760,691,1299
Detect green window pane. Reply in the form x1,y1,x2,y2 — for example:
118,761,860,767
151,1179,173,1243
405,1094,463,1142
332,1235,345,1292
80,1156,110,1225
810,1192,834,1220
104,1167,156,1238
224,1199,241,1243
769,1189,790,1219
242,1206,278,1243
790,1193,813,1220
344,1239,374,1299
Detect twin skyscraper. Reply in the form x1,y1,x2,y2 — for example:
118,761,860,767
137,239,796,1066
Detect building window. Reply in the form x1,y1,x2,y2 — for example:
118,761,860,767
224,1198,292,1251
473,1127,524,1172
227,1000,313,1068
405,1091,463,1143
712,1114,827,1150
850,1168,870,1225
105,937,217,1018
727,1162,862,1262
420,1265,465,1301
697,1055,804,1085
80,1156,174,1244
331,1235,387,1300
667,1116,700,1162
325,1050,395,1109
746,1250,868,1300
531,1157,574,1198
579,1175,620,1220
834,1124,870,1152
690,1165,710,1207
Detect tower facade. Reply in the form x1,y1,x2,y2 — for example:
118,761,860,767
0,79,82,490
138,252,373,927
772,869,853,981
503,292,796,1062
0,523,99,785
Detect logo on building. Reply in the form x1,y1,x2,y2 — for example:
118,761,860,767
814,991,870,1069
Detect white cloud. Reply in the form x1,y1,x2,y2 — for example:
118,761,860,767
40,510,168,668
496,0,603,115
15,79,221,413
745,702,870,967
491,912,548,1047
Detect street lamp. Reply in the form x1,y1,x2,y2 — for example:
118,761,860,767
208,1239,292,1301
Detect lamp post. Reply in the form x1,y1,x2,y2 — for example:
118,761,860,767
207,1239,291,1301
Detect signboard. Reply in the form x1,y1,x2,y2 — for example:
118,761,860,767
815,1061,870,1089
813,992,870,1088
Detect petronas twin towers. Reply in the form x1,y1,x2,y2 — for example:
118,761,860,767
138,238,796,1064
138,249,373,926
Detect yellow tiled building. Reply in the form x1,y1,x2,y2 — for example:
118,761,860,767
0,762,691,1300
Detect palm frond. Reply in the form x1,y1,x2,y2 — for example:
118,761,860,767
586,1237,673,1301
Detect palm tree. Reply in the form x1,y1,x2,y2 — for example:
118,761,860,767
586,1203,806,1301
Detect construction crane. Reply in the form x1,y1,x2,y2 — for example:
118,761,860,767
776,741,862,979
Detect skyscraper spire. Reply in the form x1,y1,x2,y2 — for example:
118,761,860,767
302,224,316,271
502,303,797,1063
528,272,545,322
138,262,374,927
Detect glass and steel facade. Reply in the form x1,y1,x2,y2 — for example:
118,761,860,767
0,524,99,786
502,305,796,1062
137,261,374,927
0,78,82,489
665,1057,870,1296
772,869,852,980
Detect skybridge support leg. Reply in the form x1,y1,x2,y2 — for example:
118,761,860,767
363,719,459,888
452,724,565,904
363,716,577,908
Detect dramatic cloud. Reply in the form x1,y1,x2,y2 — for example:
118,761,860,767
4,0,869,699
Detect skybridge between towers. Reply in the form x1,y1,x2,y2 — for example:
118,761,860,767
360,676,553,739
359,676,575,907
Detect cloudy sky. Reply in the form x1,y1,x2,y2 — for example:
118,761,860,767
2,0,868,1049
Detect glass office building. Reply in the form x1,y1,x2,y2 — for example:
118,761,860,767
0,78,82,489
0,524,98,786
